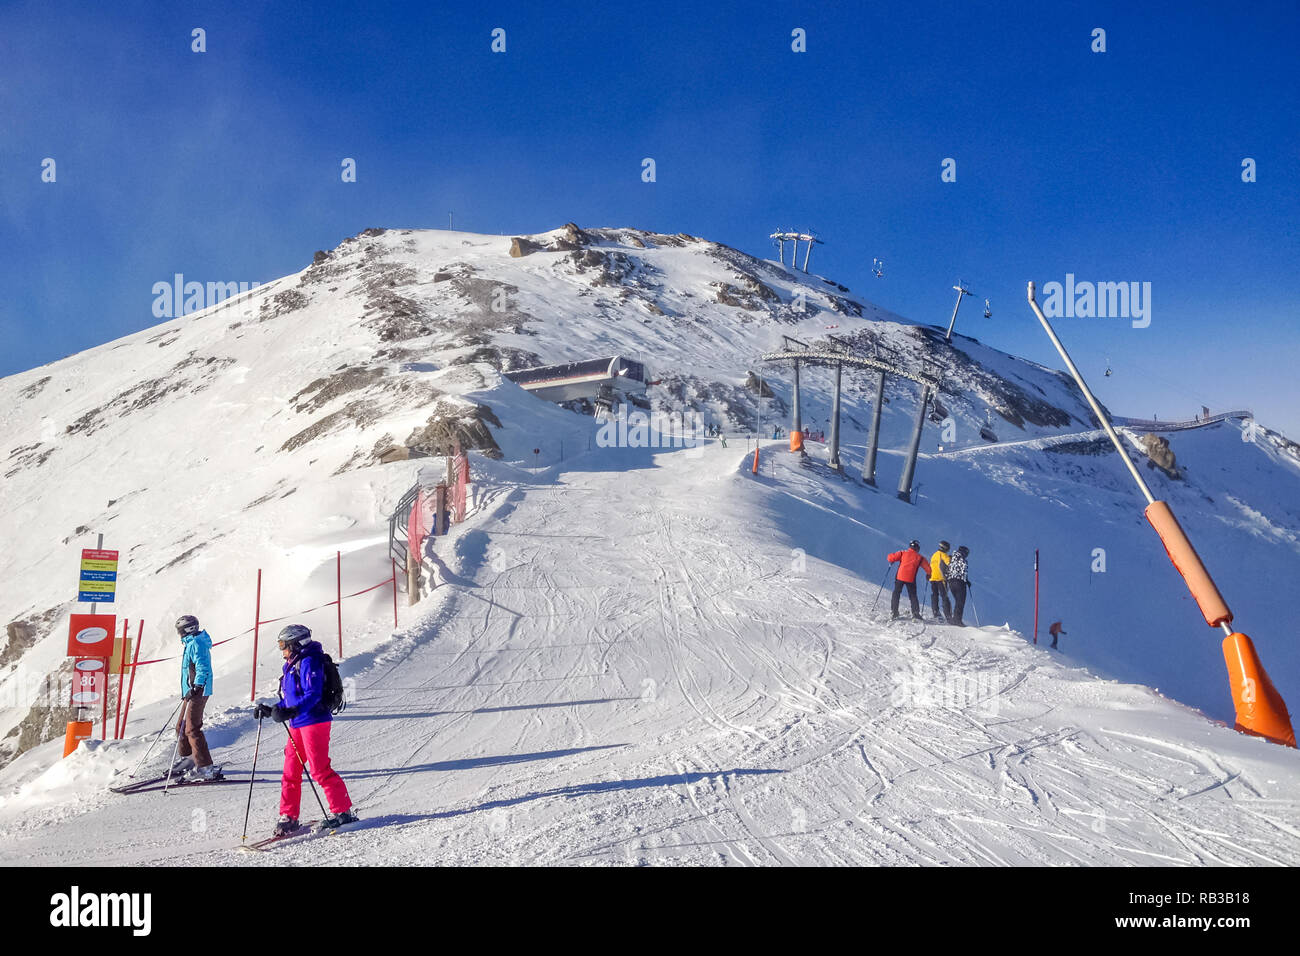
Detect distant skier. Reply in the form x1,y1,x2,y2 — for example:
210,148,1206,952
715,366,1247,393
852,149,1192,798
1049,620,1066,649
928,541,953,623
253,624,357,836
946,546,972,625
173,615,218,780
887,540,931,621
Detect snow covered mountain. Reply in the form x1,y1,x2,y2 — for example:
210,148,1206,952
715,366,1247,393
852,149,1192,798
1,224,1297,865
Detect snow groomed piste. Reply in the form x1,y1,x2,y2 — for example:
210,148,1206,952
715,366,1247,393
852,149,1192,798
1,226,1298,867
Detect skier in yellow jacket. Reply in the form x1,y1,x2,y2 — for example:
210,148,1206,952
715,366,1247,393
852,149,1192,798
929,541,953,623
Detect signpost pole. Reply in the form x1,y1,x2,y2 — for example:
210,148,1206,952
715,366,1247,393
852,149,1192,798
100,659,109,739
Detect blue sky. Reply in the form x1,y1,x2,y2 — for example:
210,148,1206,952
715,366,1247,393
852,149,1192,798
3,1,1298,435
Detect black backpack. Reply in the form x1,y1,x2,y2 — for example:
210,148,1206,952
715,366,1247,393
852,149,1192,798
321,653,346,715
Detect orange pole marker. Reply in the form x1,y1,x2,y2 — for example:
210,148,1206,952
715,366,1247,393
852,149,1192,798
63,721,93,758
752,446,760,474
1144,501,1231,628
1222,632,1296,747
789,430,804,453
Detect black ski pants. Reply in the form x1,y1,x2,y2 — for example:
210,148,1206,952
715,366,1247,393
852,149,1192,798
891,579,920,617
948,580,968,626
930,580,953,620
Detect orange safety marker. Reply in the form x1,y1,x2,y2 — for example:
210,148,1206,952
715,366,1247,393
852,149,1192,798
789,430,803,453
63,721,93,758
751,445,760,474
1223,633,1296,747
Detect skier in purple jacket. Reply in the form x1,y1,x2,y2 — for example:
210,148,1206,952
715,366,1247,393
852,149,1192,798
253,624,356,836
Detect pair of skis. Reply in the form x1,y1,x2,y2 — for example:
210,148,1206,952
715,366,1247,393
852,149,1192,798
110,767,239,794
238,817,361,853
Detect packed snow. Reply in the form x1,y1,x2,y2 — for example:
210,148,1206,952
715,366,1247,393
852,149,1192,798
0,225,1296,865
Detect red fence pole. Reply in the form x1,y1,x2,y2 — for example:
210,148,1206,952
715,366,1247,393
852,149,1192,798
113,618,128,739
100,658,109,740
391,558,398,628
337,550,343,659
1033,549,1040,645
120,620,143,736
251,569,262,702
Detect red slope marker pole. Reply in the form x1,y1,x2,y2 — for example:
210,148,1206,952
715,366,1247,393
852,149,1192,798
1033,550,1039,645
120,620,144,736
100,657,109,740
251,569,262,702
113,618,128,738
391,558,398,628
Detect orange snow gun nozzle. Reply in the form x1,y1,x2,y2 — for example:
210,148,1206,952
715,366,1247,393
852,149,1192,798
1144,501,1232,628
1223,632,1297,748
789,430,804,453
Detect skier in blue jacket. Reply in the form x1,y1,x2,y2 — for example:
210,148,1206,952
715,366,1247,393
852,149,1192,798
173,614,218,779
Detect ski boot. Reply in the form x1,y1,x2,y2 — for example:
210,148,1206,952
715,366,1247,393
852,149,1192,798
320,810,360,831
170,756,195,776
183,764,223,782
273,815,301,838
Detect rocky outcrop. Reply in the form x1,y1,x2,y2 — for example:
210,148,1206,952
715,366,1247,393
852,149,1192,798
449,345,541,373
745,371,775,397
291,366,386,414
402,400,503,460
1141,433,1180,478
509,237,543,258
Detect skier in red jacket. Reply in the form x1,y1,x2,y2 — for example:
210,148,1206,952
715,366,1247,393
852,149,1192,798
887,540,931,621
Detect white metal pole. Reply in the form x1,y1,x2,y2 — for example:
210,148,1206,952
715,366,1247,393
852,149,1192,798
1026,281,1156,504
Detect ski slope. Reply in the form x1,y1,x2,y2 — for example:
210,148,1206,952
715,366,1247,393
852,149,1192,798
1,224,1297,866
2,441,1297,866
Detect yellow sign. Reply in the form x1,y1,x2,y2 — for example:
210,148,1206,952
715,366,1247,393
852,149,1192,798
80,559,119,572
78,580,117,594
109,637,133,674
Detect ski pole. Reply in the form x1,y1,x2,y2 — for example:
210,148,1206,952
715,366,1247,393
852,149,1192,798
241,714,264,845
125,697,186,780
284,723,330,821
969,586,981,627
163,698,191,795
869,565,895,613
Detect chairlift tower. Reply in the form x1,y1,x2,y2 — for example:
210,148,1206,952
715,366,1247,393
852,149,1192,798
769,230,824,273
945,282,973,343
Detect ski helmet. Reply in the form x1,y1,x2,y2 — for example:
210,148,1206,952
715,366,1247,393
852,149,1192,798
175,614,200,636
938,541,950,552
277,624,312,648
908,539,920,550
956,545,969,557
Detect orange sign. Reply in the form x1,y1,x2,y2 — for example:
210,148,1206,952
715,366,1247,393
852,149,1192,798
67,614,116,657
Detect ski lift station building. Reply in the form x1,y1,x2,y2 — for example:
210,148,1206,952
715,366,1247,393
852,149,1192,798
504,356,650,404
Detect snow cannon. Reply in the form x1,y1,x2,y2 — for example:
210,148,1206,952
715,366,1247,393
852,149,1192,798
1144,501,1294,745
1027,282,1295,748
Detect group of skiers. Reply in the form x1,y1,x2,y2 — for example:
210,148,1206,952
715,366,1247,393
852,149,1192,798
886,539,973,625
169,614,356,838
